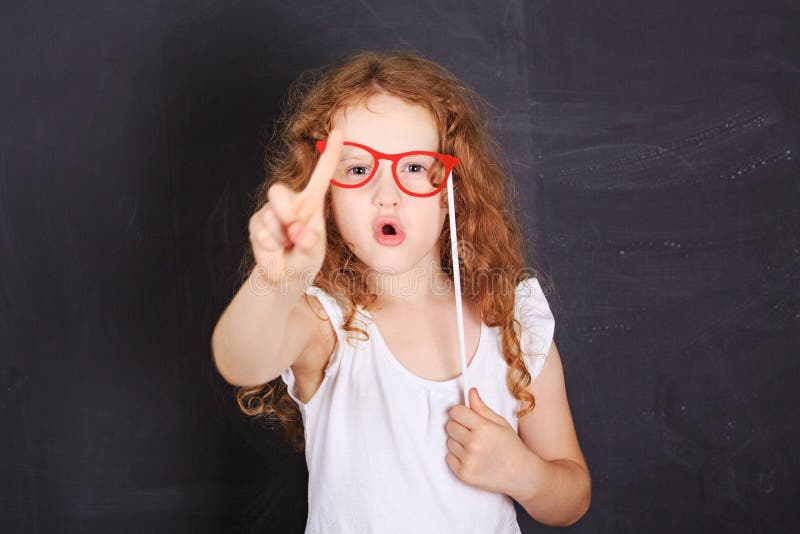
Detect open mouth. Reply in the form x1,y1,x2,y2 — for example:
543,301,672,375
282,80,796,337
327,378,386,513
373,217,405,246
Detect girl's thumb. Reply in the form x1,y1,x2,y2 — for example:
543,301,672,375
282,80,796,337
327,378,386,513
289,220,316,250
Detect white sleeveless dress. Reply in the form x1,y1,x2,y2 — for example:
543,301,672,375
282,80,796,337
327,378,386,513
280,277,555,534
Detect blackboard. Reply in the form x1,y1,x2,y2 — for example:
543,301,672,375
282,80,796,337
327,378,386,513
1,1,797,532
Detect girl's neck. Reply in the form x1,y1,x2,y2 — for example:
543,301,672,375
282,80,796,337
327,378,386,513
365,259,454,311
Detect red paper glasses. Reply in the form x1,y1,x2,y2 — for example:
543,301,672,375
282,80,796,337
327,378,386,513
315,139,459,197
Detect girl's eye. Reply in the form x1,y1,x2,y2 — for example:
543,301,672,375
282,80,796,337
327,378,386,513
347,165,371,175
404,163,426,173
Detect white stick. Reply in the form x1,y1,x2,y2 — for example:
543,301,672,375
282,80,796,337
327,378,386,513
445,171,471,408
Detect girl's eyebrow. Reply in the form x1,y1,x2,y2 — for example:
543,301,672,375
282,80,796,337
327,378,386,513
338,149,367,158
340,153,372,161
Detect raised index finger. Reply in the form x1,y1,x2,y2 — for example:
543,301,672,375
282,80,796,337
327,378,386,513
296,128,344,222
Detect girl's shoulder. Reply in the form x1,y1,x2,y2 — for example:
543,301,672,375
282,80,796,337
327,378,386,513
513,277,556,363
304,284,345,323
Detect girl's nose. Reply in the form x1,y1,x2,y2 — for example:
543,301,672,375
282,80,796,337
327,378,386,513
371,161,401,206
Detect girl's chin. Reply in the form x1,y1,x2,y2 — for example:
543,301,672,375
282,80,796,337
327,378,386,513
362,259,406,274
359,252,413,274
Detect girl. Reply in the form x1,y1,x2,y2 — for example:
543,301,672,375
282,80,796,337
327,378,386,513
212,50,591,533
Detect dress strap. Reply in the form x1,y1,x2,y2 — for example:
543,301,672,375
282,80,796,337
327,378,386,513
303,285,347,376
514,277,556,381
279,285,347,408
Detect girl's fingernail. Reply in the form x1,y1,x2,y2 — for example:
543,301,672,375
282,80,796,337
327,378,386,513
289,223,302,241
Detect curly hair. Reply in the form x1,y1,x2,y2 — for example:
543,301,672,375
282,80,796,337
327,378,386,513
234,48,552,454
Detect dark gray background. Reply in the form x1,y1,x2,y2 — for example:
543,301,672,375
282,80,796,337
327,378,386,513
1,1,798,532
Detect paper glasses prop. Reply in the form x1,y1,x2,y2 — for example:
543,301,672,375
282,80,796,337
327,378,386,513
316,139,474,408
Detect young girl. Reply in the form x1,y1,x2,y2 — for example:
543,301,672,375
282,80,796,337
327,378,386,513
212,50,591,533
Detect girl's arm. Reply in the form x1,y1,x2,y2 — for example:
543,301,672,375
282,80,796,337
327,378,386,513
211,130,345,387
211,270,316,387
510,341,592,527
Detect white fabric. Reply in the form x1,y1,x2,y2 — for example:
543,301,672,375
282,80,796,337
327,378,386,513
280,277,555,534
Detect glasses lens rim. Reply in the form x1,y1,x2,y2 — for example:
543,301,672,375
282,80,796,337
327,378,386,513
324,142,454,196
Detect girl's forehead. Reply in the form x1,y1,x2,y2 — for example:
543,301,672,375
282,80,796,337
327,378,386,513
331,95,439,150
334,98,431,124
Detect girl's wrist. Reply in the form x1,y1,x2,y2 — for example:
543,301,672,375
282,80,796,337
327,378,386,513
247,266,308,299
507,447,549,504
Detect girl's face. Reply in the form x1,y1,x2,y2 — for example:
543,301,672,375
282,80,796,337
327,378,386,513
329,93,448,282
